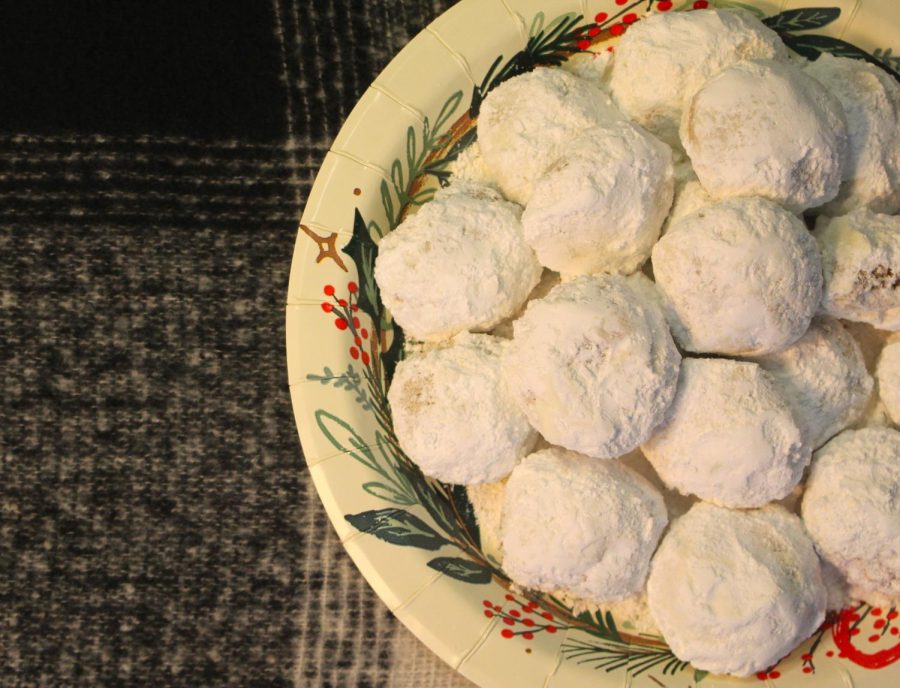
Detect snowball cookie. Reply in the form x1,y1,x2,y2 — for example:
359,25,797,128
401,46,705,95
374,185,541,342
752,317,873,449
449,141,496,189
609,8,786,146
521,122,674,276
388,333,537,484
802,427,900,603
647,502,826,677
682,59,848,213
502,447,667,602
814,209,900,330
477,67,624,204
662,181,713,236
620,449,697,520
643,358,810,508
652,197,823,355
467,478,507,561
877,335,900,425
561,49,613,91
503,274,680,458
805,54,900,215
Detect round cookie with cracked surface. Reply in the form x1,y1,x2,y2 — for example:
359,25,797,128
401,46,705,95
503,274,680,459
647,502,826,677
681,59,848,213
374,184,541,342
652,196,822,355
609,8,786,146
814,208,900,330
751,317,873,449
477,67,624,205
502,447,667,602
805,53,900,215
642,358,810,508
522,121,674,276
802,427,900,604
388,333,537,485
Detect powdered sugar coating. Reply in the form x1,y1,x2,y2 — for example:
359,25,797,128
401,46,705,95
643,358,810,508
876,335,900,426
814,209,900,330
561,49,614,91
752,317,873,449
662,180,712,235
682,59,848,212
388,333,537,484
502,447,667,602
805,54,900,215
477,67,624,204
802,427,900,603
647,502,826,677
467,479,507,561
448,141,496,189
609,9,787,146
522,122,674,276
374,185,541,341
652,196,823,355
503,274,681,458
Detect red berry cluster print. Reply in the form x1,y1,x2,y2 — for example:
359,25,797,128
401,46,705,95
831,605,900,670
322,281,372,367
575,0,708,52
748,604,900,680
483,595,560,641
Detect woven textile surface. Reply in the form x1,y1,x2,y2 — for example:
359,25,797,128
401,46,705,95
1,1,475,686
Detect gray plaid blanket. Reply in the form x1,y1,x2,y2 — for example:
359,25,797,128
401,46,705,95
1,1,472,685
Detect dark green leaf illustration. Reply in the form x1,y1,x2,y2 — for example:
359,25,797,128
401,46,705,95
873,47,900,72
763,7,840,32
345,508,449,550
561,636,690,677
782,33,900,82
343,208,404,385
409,471,460,538
470,12,586,116
449,484,481,550
427,556,493,584
694,668,710,683
363,481,415,506
575,608,623,642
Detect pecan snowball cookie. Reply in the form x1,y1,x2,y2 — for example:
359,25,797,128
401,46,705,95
814,209,900,330
647,503,826,677
682,59,848,213
876,335,900,426
805,54,900,215
652,196,823,355
502,274,680,459
642,358,810,508
502,447,667,602
608,8,786,146
477,67,624,205
388,333,537,485
521,121,674,276
373,184,541,342
802,427,900,603
751,317,873,450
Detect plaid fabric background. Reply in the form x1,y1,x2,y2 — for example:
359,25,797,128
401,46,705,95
1,1,475,686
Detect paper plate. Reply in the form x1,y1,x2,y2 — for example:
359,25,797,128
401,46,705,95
286,1,900,685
